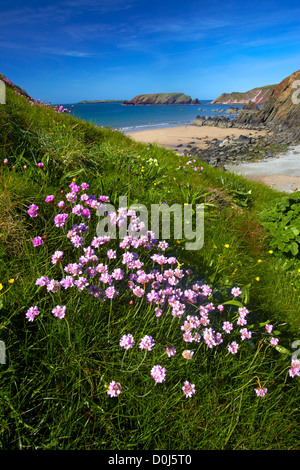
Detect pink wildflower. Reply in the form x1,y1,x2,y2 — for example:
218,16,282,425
51,250,64,264
105,286,118,299
270,337,279,346
255,386,268,397
32,236,43,247
182,381,196,398
228,341,239,354
265,324,273,334
139,335,155,351
52,305,66,319
54,213,68,227
288,360,300,378
150,365,166,383
27,204,39,218
182,350,194,360
45,195,55,203
222,321,233,334
119,334,135,350
231,287,242,297
46,279,61,292
240,328,252,340
165,346,176,357
25,306,40,322
107,381,122,398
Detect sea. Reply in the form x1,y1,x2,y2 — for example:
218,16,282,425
60,100,244,132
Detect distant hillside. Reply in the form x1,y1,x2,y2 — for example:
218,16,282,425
123,93,200,105
78,100,124,104
211,85,276,105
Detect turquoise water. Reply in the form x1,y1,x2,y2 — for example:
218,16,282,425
61,100,244,132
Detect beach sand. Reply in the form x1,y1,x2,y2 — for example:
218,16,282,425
127,124,267,150
225,145,300,192
127,124,300,193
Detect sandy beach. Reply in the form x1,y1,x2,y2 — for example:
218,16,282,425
127,124,267,151
127,124,300,193
225,145,300,192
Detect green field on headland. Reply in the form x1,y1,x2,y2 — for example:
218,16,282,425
0,77,299,450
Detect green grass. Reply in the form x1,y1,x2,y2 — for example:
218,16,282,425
0,81,299,450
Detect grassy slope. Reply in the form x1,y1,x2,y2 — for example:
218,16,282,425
0,82,299,450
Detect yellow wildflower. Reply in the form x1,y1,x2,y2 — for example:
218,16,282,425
8,279,14,284
0,283,3,291
224,244,230,249
255,277,260,281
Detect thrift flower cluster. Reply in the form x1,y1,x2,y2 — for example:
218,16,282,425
25,181,298,399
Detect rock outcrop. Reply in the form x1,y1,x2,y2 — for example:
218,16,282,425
123,93,200,105
256,69,300,142
211,85,276,105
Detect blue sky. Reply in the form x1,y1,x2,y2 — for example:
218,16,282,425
1,0,300,103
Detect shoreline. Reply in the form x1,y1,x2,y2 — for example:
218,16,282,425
127,123,300,193
126,123,267,151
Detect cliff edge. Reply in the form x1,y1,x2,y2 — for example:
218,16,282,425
211,85,276,106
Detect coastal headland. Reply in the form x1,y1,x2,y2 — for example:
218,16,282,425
127,67,300,193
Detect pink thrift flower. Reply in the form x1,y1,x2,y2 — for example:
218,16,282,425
240,328,252,340
35,276,49,287
182,381,196,398
52,305,66,319
222,321,233,334
139,335,155,351
27,204,39,218
165,346,176,357
231,287,242,297
60,276,74,289
74,277,89,291
111,268,124,280
107,381,122,398
105,286,118,299
255,386,268,397
228,341,239,354
45,195,55,203
150,365,166,383
47,279,61,292
182,350,194,360
54,213,68,227
32,236,43,247
25,306,40,322
270,337,279,346
288,360,300,378
265,324,273,334
51,250,64,264
119,334,135,350
107,249,117,260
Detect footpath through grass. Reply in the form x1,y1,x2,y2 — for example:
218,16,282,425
0,80,299,450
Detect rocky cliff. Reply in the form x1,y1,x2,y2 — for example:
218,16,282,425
211,85,276,105
257,70,300,127
233,69,300,142
123,93,200,105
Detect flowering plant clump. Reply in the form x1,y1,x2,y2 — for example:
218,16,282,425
25,181,299,400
